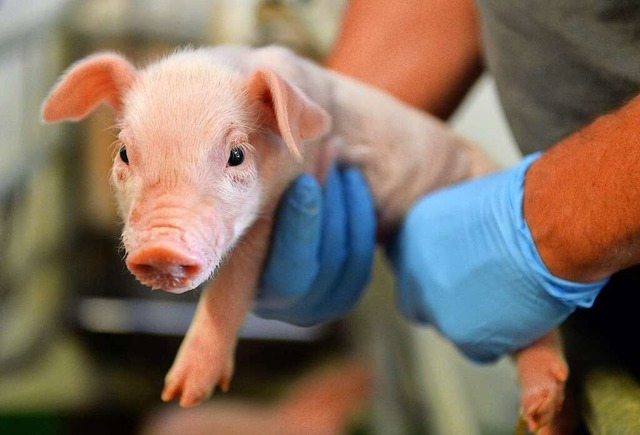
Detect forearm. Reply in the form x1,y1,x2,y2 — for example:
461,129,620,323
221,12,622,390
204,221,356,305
326,0,483,118
524,94,640,282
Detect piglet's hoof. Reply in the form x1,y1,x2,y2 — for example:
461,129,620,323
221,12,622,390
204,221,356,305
519,365,567,433
516,337,568,433
161,334,234,408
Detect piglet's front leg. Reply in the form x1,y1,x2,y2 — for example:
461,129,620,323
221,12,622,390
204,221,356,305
162,217,274,408
161,285,237,407
515,330,568,434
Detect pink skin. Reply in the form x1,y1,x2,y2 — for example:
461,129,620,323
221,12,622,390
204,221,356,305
42,45,567,427
514,331,569,434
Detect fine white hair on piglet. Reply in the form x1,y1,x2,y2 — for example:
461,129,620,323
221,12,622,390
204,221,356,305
122,51,255,167
42,46,566,429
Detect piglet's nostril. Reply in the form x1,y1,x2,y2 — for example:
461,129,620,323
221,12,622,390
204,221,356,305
131,262,201,279
126,243,204,291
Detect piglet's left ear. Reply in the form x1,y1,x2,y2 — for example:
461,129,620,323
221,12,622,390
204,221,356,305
246,68,331,161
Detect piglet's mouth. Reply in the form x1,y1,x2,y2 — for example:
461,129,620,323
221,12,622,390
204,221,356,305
126,242,211,293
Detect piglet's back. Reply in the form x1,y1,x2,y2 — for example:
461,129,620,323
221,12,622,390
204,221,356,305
247,45,493,231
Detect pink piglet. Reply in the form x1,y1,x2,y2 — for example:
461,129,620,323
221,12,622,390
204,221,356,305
43,45,567,432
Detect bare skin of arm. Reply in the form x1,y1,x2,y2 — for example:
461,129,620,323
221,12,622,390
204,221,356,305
325,0,483,118
524,94,640,283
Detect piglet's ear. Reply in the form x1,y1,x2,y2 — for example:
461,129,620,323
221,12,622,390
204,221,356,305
246,68,331,161
42,52,137,122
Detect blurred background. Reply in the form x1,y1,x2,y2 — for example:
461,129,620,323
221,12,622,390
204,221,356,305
0,1,524,434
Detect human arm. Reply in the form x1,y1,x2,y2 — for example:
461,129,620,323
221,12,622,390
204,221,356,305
326,0,483,118
388,94,640,360
524,94,640,282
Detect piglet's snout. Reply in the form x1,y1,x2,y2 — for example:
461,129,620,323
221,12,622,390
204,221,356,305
126,238,205,293
123,195,218,292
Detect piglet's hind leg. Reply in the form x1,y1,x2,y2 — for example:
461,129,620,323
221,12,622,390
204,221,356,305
514,330,568,434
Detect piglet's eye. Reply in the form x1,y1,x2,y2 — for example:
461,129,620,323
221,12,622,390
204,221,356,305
228,147,244,167
119,146,129,164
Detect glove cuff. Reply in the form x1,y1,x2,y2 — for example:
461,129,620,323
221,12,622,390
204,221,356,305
512,152,609,309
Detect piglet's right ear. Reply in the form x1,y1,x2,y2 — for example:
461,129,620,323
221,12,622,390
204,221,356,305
42,52,137,122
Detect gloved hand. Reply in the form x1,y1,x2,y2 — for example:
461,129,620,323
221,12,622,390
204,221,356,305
254,165,376,326
387,152,609,362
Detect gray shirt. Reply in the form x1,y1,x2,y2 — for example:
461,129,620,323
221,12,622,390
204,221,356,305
476,0,640,154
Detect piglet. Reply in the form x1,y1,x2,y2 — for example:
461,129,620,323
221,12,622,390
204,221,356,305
42,45,567,431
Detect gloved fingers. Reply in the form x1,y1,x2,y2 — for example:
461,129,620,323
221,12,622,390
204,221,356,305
256,173,322,310
318,167,376,319
300,164,349,306
256,166,376,326
284,167,376,325
277,165,350,325
259,167,374,326
256,166,349,323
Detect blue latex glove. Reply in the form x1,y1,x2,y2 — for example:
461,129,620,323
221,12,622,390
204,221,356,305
388,152,609,362
254,165,376,326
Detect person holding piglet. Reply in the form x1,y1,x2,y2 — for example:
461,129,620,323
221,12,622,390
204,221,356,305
257,1,640,429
